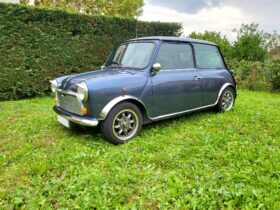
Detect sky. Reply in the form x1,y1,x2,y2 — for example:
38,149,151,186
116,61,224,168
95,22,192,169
139,0,280,41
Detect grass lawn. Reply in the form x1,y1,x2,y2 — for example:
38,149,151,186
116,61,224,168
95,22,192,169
0,90,279,209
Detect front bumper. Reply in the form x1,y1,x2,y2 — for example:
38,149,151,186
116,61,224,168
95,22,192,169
53,106,99,127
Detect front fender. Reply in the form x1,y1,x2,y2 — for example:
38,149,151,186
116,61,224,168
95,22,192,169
84,73,149,118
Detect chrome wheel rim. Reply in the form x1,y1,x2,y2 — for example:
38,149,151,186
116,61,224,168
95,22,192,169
221,90,234,111
112,109,139,141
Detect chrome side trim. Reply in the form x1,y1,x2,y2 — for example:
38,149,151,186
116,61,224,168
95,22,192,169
98,95,149,120
151,104,216,120
98,83,233,121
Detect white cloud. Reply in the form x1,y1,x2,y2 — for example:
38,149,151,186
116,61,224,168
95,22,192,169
148,0,221,14
140,0,280,41
0,0,19,3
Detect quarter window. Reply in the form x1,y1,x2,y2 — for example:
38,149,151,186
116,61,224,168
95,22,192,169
194,44,225,69
155,43,194,70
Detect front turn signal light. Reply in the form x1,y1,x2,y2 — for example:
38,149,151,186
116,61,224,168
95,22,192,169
81,107,88,115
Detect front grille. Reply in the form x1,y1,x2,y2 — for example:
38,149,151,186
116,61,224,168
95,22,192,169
57,92,82,115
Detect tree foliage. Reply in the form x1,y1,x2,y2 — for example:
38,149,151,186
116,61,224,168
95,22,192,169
232,23,267,61
265,31,280,61
20,0,144,18
264,31,280,50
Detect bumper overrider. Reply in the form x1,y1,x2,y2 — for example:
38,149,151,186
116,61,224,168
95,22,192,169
53,105,99,127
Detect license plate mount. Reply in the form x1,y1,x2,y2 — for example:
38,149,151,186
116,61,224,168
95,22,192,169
57,115,70,129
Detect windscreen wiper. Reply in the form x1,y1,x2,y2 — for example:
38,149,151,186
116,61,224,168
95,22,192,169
107,61,125,69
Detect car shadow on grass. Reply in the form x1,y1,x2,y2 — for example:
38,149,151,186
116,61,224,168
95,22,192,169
62,125,107,144
62,108,217,144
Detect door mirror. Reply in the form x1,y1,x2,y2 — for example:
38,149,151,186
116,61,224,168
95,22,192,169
151,63,161,75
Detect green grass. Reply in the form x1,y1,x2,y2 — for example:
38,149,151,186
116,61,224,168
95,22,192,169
0,90,279,209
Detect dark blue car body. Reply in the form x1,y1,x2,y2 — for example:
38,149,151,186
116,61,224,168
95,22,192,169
52,36,236,142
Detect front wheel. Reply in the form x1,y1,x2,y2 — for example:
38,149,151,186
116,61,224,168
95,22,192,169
100,102,143,145
216,87,235,112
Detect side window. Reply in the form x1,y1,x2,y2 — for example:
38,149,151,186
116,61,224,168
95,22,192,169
194,44,225,69
155,43,194,70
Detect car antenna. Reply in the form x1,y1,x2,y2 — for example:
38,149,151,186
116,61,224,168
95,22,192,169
135,15,139,39
133,15,139,67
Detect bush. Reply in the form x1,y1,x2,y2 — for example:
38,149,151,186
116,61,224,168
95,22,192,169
266,60,280,90
0,3,182,100
227,59,280,91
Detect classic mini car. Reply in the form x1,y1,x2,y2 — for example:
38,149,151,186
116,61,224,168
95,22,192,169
51,36,236,144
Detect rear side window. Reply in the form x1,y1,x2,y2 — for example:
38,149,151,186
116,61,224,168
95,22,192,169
155,43,194,70
194,44,225,69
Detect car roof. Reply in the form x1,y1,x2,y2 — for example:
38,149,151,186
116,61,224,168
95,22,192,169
129,36,216,45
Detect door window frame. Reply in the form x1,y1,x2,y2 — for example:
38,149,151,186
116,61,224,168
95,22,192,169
154,41,196,71
193,43,226,70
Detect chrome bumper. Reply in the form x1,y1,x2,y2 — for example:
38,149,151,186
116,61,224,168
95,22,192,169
53,106,99,127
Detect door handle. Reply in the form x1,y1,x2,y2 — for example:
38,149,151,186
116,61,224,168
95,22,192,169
194,76,202,80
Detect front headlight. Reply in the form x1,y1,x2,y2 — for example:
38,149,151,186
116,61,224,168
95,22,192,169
77,82,88,102
50,80,58,93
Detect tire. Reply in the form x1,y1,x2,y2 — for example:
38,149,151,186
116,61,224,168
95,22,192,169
100,102,143,145
216,87,235,112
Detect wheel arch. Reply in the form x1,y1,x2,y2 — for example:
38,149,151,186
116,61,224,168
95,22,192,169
227,84,237,97
98,96,151,124
215,82,236,105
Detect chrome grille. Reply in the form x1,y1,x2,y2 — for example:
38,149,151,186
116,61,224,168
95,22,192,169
57,92,82,115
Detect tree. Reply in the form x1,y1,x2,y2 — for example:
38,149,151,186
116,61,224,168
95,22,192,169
264,31,280,51
188,31,232,59
232,23,267,61
263,31,280,60
20,0,144,18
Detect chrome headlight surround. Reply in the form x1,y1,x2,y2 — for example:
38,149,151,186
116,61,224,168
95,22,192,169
50,80,58,93
77,82,88,102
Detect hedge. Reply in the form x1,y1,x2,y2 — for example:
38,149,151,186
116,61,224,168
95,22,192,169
0,3,182,100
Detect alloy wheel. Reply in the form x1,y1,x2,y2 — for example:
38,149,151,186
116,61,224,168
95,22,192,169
221,90,234,111
112,109,139,141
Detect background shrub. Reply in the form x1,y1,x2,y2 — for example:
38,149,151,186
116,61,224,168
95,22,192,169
0,3,182,100
267,60,280,90
227,59,279,91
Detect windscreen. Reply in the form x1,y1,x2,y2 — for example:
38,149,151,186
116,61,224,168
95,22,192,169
105,42,155,69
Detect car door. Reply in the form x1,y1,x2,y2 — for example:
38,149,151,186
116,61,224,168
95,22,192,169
151,42,203,117
193,43,230,105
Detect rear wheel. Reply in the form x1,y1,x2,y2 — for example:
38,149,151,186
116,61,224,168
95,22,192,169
216,87,235,112
100,102,142,145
